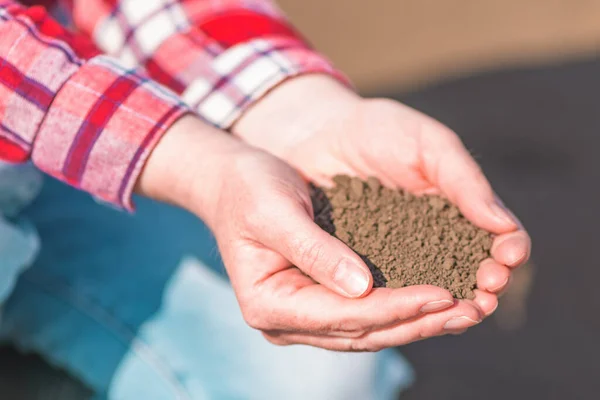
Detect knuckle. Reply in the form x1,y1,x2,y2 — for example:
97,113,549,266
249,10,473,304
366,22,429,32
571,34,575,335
429,119,461,143
292,238,327,276
293,316,326,334
261,332,289,347
348,338,380,352
330,317,367,337
363,98,400,116
344,330,368,339
242,312,264,330
241,302,269,331
417,319,439,339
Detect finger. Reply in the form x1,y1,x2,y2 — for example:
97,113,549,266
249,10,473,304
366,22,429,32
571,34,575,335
254,200,375,298
370,298,482,341
252,268,455,335
491,230,531,268
477,259,511,293
424,125,518,234
447,328,468,336
263,299,481,351
471,289,499,317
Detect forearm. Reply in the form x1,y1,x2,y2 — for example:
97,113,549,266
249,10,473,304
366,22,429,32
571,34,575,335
0,2,187,209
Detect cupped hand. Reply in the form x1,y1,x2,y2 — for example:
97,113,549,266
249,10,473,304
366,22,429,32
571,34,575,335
234,75,532,319
138,115,485,351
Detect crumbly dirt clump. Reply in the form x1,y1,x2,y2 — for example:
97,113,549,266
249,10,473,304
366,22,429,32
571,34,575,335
312,176,493,299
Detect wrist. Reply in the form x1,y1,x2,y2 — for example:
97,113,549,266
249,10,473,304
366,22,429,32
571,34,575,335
232,74,361,158
135,115,247,221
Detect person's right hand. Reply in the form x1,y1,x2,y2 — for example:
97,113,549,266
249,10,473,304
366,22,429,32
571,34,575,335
137,115,484,352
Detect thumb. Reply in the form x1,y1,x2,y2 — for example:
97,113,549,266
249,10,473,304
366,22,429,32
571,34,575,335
258,201,373,298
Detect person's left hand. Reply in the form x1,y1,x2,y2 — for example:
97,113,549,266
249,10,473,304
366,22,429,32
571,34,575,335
233,75,531,320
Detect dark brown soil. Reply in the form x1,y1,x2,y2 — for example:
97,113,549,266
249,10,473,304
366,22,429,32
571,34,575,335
312,176,493,299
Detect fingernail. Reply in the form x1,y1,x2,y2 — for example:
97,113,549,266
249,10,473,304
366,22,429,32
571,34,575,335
443,316,481,331
492,234,529,267
420,299,454,314
485,302,499,317
334,260,369,297
497,275,514,298
507,241,528,267
490,203,517,227
489,276,510,293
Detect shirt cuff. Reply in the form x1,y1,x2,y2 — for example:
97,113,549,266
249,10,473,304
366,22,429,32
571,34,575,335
31,55,188,210
157,35,349,129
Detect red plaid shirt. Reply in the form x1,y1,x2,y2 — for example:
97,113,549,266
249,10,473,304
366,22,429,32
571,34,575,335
0,1,343,209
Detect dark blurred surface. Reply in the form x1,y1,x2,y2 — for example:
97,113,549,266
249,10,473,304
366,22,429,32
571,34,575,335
2,57,600,399
398,58,600,400
0,347,90,399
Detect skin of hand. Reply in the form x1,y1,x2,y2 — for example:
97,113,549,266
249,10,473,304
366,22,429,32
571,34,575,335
136,115,488,352
232,75,532,337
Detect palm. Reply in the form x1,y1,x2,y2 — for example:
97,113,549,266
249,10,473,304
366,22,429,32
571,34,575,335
290,100,450,194
283,99,530,316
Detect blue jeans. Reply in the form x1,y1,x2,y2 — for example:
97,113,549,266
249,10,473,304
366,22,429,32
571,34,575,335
0,175,413,399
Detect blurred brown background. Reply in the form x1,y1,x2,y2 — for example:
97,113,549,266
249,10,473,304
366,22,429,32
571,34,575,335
279,0,600,92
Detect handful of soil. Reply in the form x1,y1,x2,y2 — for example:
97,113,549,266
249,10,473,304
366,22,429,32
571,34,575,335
312,176,493,299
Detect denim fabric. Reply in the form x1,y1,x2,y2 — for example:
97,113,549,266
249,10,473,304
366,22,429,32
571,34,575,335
0,162,42,303
0,177,414,399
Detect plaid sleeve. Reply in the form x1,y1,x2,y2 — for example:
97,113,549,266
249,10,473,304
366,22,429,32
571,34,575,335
0,2,187,210
68,0,349,129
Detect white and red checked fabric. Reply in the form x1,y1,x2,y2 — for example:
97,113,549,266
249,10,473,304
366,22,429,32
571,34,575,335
0,2,187,209
0,0,345,208
65,0,348,128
